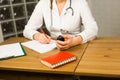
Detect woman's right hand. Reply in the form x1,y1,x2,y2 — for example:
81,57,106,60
33,33,51,44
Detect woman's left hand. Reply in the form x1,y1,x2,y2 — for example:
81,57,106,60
56,35,72,50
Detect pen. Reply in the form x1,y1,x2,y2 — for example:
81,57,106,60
40,28,49,39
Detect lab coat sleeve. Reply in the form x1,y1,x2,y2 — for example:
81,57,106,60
78,0,98,43
23,0,44,40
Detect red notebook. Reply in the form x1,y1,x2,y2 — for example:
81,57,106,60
40,51,77,68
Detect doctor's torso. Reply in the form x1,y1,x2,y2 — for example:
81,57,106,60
41,0,82,36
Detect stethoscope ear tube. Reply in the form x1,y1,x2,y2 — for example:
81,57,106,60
49,0,53,36
50,0,53,10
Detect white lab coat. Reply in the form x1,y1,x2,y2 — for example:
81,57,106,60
23,0,98,43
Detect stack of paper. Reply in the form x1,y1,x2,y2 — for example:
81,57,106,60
0,43,26,60
22,40,57,54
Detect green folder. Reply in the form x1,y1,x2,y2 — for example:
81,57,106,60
0,42,26,60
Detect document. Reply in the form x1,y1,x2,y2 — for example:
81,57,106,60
0,43,26,60
22,40,56,54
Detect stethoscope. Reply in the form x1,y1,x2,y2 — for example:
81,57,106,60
49,0,74,37
64,0,74,16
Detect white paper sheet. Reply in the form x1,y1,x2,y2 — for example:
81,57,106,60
0,43,25,59
22,40,56,54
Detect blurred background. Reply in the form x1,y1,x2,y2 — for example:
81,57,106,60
0,0,40,42
88,0,120,37
0,0,120,42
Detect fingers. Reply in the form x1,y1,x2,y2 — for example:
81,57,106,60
56,35,72,50
56,41,70,50
33,33,51,44
39,34,51,44
60,35,70,40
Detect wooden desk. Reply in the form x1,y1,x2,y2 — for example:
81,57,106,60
75,37,120,78
0,37,88,75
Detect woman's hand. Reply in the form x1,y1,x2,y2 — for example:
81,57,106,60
33,33,51,44
56,35,72,50
56,35,83,50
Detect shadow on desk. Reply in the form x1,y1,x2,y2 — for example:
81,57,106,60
0,70,120,80
0,70,75,80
